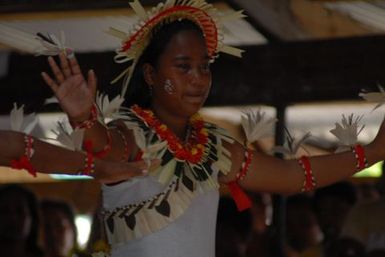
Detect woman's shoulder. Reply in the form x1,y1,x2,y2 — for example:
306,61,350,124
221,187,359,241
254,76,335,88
108,105,148,131
203,121,234,143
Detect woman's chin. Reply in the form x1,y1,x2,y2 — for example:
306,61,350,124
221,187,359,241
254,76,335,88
183,102,204,115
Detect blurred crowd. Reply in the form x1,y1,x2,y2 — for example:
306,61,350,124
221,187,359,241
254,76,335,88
216,179,385,257
0,184,107,257
1,178,384,257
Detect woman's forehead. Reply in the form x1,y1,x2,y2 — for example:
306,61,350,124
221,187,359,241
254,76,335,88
162,30,208,59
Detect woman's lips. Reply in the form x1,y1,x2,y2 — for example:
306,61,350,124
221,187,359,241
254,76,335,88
184,93,206,104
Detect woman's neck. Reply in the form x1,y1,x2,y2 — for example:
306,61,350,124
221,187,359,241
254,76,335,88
151,107,189,140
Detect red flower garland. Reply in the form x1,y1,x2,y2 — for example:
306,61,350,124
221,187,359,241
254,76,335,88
121,5,218,58
132,105,208,164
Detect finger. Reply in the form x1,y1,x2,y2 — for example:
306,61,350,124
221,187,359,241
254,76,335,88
131,160,149,171
59,52,72,78
69,55,82,75
131,159,161,173
41,72,59,93
148,159,161,172
111,162,147,181
87,69,97,96
47,56,65,83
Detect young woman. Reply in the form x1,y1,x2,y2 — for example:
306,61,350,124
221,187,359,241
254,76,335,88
40,199,88,257
0,1,384,256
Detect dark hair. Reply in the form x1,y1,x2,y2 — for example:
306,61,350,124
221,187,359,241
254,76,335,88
0,184,43,256
313,181,358,208
124,19,205,108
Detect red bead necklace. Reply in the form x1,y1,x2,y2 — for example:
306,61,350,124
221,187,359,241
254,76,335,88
132,105,208,164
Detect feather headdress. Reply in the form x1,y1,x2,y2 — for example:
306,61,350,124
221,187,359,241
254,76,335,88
107,0,246,96
0,24,73,57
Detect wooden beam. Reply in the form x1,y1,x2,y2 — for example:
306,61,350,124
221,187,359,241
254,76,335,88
231,0,378,41
231,0,309,41
290,0,380,39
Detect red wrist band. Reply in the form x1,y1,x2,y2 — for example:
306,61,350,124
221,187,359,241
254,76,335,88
298,156,316,192
10,135,37,177
227,148,253,212
352,144,368,171
83,129,112,158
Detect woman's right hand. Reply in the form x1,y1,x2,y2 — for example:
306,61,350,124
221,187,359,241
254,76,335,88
41,52,97,122
94,158,161,184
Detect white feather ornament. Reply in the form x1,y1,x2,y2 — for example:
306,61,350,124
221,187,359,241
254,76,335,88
272,128,311,158
329,114,364,153
240,109,276,144
10,103,38,134
359,84,385,111
132,128,167,167
35,31,74,58
51,121,84,151
95,92,125,121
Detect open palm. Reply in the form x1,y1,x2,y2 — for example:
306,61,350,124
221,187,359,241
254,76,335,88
41,52,97,122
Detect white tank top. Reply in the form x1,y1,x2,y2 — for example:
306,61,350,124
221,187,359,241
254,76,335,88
102,174,219,257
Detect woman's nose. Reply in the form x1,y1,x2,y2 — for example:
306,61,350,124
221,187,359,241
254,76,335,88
191,69,210,87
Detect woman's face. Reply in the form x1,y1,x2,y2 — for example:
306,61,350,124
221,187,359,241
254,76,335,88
147,29,212,118
42,208,75,255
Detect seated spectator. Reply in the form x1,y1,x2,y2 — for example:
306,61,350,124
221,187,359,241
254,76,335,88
244,192,272,257
40,199,88,257
366,249,385,257
285,194,323,257
341,196,385,252
216,196,252,257
0,184,44,257
325,237,365,257
356,183,380,203
313,181,357,249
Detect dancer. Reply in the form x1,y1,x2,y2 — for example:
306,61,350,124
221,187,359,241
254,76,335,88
0,1,384,256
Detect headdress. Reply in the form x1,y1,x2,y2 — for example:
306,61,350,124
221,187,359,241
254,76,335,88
107,0,246,96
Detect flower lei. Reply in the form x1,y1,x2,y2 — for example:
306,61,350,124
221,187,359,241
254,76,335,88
131,105,208,163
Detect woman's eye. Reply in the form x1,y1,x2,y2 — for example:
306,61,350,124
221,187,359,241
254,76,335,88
176,64,190,72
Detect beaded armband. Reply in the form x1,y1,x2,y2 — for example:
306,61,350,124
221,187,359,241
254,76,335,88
352,144,368,171
70,104,98,129
298,156,316,192
227,148,253,211
10,134,37,177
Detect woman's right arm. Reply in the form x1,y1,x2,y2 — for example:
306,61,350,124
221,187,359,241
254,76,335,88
0,130,150,184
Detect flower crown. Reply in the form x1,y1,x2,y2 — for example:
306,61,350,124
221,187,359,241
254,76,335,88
107,0,246,96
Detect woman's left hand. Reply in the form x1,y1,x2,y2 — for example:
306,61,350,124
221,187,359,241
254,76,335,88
93,158,161,184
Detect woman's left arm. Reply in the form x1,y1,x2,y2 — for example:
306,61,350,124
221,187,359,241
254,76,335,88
219,121,385,194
